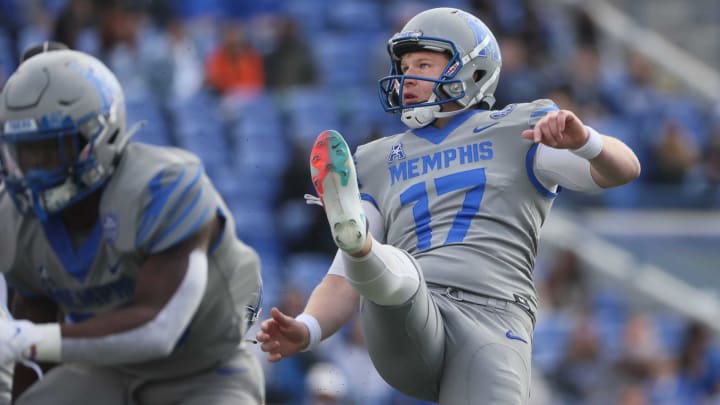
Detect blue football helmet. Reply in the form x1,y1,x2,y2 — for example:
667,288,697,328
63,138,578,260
378,8,502,129
0,50,129,220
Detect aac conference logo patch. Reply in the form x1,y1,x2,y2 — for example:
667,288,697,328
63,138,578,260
102,213,119,244
388,143,406,163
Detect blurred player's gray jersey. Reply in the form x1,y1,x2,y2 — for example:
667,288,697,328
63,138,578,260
356,99,560,314
0,143,262,379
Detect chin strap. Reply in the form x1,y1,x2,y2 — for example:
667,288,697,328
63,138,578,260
401,103,476,129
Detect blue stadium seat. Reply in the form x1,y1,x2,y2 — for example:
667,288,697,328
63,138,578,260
17,25,48,58
169,92,230,172
281,0,326,35
126,97,173,146
0,31,15,86
532,311,576,374
310,32,384,88
282,86,341,145
284,252,333,297
230,200,277,244
325,0,383,33
231,117,289,178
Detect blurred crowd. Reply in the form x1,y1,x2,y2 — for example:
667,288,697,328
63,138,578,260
1,0,719,404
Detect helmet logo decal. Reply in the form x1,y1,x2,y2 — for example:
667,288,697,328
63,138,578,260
38,111,74,131
458,11,500,62
4,118,37,134
69,62,117,115
396,30,423,41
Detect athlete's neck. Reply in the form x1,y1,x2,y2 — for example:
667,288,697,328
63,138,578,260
60,189,102,231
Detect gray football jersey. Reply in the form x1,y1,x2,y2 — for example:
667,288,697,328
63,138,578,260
356,99,560,314
0,143,262,379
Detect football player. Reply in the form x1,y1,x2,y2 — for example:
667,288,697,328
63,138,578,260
0,48,264,404
257,7,640,404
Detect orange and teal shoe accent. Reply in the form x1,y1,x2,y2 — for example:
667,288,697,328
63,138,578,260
309,129,367,254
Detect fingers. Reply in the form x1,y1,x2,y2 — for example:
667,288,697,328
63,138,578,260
256,325,285,362
522,110,579,148
259,337,280,353
270,307,292,326
260,338,284,363
267,352,283,362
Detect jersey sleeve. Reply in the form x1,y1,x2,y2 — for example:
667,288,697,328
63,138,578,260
134,162,217,254
527,99,559,127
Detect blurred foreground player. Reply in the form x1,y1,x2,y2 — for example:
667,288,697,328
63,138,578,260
0,48,264,404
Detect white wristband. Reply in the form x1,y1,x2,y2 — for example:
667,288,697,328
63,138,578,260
571,126,603,160
24,323,62,363
295,313,321,352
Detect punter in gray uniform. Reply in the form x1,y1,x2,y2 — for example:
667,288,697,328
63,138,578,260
0,49,264,404
257,7,641,405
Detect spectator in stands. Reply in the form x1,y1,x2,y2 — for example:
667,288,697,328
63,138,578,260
493,35,547,108
675,321,720,403
648,118,699,185
685,128,720,206
164,17,205,102
263,15,318,90
550,312,607,402
204,22,264,96
538,249,590,313
274,141,337,256
52,0,95,50
614,313,669,381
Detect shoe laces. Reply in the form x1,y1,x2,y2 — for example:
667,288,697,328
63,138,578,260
304,194,323,207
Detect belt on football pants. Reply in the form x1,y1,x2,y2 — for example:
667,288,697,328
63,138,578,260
427,283,536,327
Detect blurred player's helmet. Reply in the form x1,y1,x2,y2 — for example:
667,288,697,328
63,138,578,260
378,7,502,129
0,50,129,220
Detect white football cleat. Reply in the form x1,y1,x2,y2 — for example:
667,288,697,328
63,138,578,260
310,130,367,254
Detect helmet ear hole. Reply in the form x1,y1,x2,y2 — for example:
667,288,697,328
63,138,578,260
474,70,486,82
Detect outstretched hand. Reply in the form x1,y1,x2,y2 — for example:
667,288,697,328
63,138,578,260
256,307,310,362
521,109,589,150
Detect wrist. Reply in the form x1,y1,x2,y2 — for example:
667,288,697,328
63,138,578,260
23,323,61,363
572,126,603,160
295,313,321,352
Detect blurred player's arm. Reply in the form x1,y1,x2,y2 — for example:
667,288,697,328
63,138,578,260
0,215,221,369
59,215,220,359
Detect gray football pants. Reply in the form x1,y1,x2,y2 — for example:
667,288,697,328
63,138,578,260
359,269,534,404
15,347,264,405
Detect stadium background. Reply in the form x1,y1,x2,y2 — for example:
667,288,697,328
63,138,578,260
1,0,719,403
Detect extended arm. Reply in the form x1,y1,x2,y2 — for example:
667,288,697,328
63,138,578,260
257,274,359,362
1,215,220,367
522,109,641,189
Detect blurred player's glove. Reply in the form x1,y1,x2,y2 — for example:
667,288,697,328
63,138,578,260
0,318,42,364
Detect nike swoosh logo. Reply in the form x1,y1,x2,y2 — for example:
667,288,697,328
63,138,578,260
109,261,120,275
13,327,21,338
473,122,499,133
505,330,527,344
217,367,247,376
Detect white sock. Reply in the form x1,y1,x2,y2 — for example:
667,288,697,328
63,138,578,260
342,237,420,306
